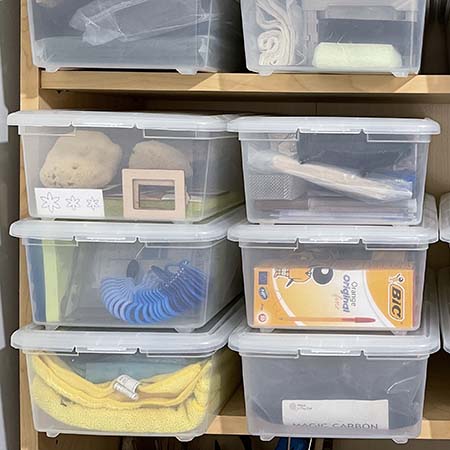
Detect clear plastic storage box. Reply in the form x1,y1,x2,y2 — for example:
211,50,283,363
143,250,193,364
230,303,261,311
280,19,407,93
228,195,438,332
11,208,244,331
439,194,450,352
240,0,427,76
229,116,440,225
229,287,440,443
27,0,243,73
11,302,243,440
9,111,244,223
438,268,450,353
439,193,450,245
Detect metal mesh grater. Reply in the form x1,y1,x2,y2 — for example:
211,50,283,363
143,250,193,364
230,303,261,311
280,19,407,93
247,173,305,200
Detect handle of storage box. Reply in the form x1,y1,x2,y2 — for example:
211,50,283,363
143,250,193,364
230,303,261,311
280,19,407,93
365,243,429,251
366,134,431,144
19,125,76,137
142,129,232,141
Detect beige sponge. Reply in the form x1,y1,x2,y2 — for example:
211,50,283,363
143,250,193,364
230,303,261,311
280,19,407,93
312,43,402,70
129,141,193,178
40,131,122,189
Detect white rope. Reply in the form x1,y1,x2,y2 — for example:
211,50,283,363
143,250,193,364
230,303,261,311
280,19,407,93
256,0,304,66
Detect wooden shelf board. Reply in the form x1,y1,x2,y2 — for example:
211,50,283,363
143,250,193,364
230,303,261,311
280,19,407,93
40,72,450,99
208,387,248,436
207,351,450,440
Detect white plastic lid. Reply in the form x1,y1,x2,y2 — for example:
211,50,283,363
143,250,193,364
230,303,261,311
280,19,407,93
12,301,243,355
438,268,450,353
10,207,244,244
228,116,441,135
303,0,421,11
229,288,439,358
439,193,450,242
229,195,437,246
8,110,237,132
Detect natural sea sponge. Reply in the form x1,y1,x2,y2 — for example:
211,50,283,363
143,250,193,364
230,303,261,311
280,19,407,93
40,131,122,189
129,141,193,178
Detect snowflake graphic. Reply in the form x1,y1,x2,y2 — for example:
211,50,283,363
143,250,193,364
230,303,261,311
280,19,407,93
66,195,81,211
86,196,100,211
40,192,61,214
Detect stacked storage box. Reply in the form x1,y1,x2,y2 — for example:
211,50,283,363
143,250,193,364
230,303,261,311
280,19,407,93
227,115,441,442
9,110,245,440
438,195,450,355
11,303,242,440
229,286,440,443
10,211,244,331
229,195,437,333
8,111,244,223
438,268,450,355
439,193,450,251
240,0,427,76
229,116,440,225
27,0,244,73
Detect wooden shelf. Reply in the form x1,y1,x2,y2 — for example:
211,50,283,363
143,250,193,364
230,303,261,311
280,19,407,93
208,387,247,436
208,352,450,440
40,72,450,100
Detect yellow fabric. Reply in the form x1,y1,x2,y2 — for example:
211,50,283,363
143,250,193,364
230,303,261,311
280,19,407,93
30,349,240,435
33,355,208,408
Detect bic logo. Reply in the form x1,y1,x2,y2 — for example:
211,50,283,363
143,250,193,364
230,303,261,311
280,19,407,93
389,273,405,322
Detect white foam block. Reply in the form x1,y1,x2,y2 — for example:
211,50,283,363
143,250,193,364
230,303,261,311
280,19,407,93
312,43,402,70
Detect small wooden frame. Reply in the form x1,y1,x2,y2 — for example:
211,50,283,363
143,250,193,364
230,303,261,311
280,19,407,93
122,169,187,221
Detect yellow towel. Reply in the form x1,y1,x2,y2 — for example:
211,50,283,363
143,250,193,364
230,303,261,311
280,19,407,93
30,349,240,434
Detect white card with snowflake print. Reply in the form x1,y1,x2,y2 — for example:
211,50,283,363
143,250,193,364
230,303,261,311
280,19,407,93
35,188,105,218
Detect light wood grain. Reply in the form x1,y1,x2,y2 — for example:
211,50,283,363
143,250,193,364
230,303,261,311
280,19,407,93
40,72,450,100
208,388,248,436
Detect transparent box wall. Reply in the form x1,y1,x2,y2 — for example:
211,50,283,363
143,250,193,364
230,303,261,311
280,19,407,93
25,348,241,440
240,131,430,225
28,0,244,73
241,0,426,76
24,237,242,331
21,126,244,223
240,352,428,442
241,242,427,332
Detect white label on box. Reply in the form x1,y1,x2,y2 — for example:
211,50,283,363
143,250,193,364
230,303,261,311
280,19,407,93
282,399,389,431
35,188,105,218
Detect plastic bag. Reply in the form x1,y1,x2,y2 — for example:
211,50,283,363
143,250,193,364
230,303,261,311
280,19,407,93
70,0,213,46
250,150,413,203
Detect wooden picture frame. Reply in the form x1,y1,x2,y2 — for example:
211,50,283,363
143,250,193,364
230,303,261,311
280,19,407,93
122,169,187,221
